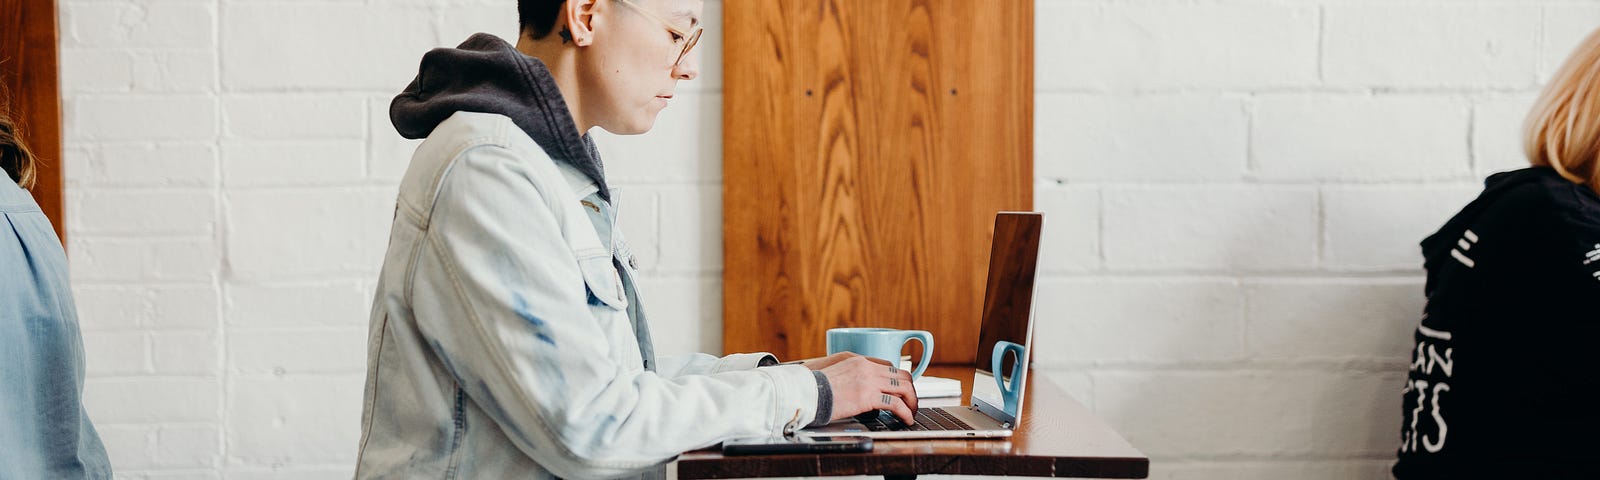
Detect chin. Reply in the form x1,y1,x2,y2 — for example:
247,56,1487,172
605,115,659,136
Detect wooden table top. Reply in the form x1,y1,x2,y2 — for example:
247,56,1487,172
675,365,1149,478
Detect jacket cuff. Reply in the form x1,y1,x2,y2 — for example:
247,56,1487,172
758,364,820,435
716,352,778,372
809,370,833,427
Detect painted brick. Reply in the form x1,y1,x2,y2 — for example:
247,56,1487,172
221,5,438,90
151,426,222,468
82,331,149,376
131,50,217,93
614,186,661,271
148,285,222,330
1037,369,1094,412
656,186,720,272
60,48,136,93
1036,3,1318,90
83,379,220,423
221,141,365,187
1244,279,1424,361
222,95,365,141
1035,94,1248,182
69,237,219,282
1252,95,1471,181
1092,371,1316,458
95,424,155,471
1324,5,1540,88
73,285,147,330
227,329,368,375
635,276,719,356
226,376,364,465
1304,371,1409,457
433,5,520,50
70,190,216,236
1103,186,1318,271
224,189,392,280
71,143,218,187
1035,185,1100,273
1033,278,1244,367
63,2,215,49
223,468,352,480
1322,185,1482,271
152,331,220,376
225,282,372,329
1098,369,1408,460
1542,7,1600,80
72,284,217,331
1149,460,1392,480
134,472,224,480
71,95,218,142
366,96,423,183
1472,93,1540,176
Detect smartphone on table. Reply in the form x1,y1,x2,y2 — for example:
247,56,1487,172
721,435,872,455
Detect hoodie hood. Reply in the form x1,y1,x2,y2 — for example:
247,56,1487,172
392,33,610,200
1420,167,1593,257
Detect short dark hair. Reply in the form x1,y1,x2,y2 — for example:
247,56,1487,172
518,0,566,40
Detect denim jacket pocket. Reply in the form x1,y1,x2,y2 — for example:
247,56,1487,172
576,254,628,311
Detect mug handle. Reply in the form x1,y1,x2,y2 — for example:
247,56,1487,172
991,341,1026,414
900,331,934,380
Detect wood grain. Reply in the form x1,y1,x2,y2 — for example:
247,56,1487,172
676,366,1150,479
1,0,65,243
723,0,1033,364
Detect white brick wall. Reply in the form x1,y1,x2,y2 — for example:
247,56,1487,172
53,0,1599,478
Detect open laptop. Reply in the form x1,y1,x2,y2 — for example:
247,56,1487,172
797,211,1043,439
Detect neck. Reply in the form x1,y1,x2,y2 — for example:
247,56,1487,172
516,34,591,134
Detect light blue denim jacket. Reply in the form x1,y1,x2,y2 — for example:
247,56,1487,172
354,112,820,479
0,176,112,479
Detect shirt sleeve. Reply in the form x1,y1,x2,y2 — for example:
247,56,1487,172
408,144,819,478
655,352,778,378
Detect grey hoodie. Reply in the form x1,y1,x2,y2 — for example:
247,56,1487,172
391,32,612,201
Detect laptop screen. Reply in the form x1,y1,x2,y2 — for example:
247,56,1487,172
969,212,1042,426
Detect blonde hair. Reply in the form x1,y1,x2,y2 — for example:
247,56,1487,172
1526,26,1600,196
0,83,36,190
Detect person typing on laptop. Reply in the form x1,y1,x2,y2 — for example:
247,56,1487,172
354,1,916,478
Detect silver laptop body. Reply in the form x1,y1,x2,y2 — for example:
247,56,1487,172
796,212,1044,440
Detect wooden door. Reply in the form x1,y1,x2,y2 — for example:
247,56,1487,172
1,0,65,242
723,0,1033,365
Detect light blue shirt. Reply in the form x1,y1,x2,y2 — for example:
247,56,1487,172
0,175,111,479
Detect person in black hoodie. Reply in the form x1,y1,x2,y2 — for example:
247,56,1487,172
1394,26,1600,479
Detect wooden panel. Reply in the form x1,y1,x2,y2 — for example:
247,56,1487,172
723,0,1033,364
1,0,65,242
677,366,1150,479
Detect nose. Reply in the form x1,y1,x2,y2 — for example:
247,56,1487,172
673,50,700,81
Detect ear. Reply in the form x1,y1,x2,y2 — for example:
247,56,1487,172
563,0,600,47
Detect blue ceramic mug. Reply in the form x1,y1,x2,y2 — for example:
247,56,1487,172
991,341,1027,416
825,328,934,380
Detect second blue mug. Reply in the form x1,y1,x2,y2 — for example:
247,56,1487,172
825,327,934,380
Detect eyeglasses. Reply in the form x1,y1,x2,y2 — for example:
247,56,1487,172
613,0,703,67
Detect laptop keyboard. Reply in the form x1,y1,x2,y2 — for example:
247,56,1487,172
860,408,975,432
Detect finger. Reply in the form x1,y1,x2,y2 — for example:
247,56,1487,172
887,373,919,411
881,392,915,425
